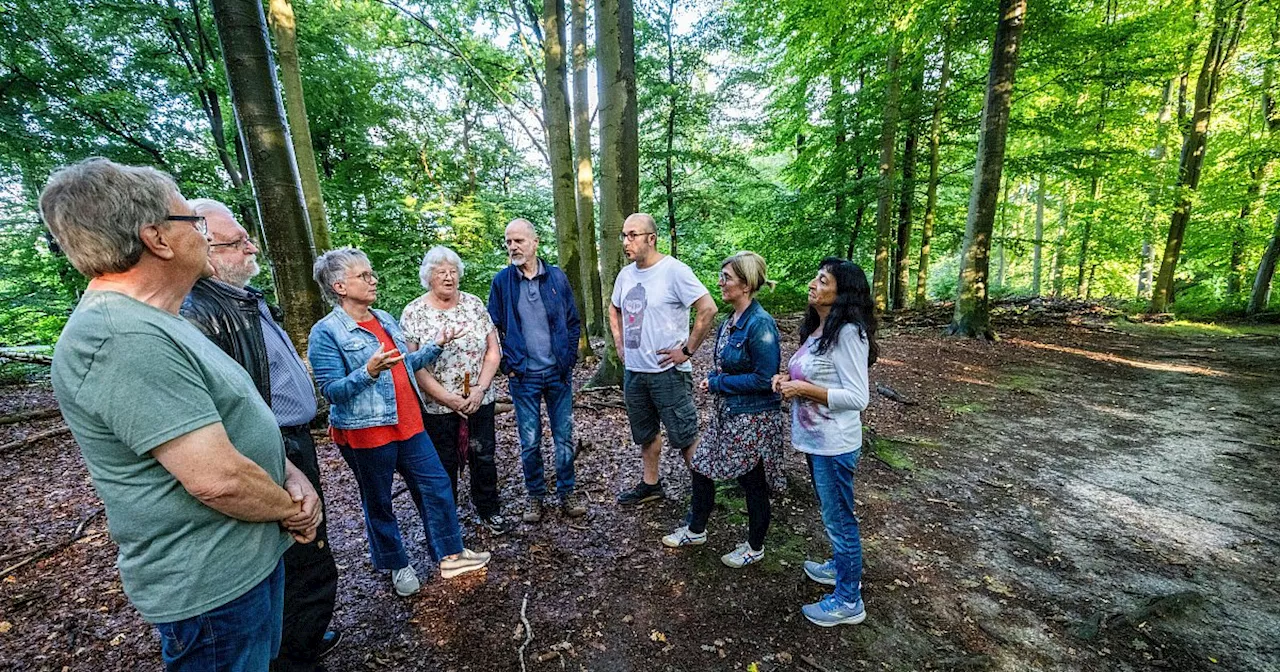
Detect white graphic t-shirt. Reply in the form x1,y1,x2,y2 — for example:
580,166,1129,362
611,255,709,373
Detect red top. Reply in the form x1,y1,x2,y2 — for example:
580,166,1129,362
329,318,425,449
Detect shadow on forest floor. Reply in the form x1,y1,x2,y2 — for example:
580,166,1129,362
0,307,1277,671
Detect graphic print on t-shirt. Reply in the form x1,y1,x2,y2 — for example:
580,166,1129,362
623,283,647,349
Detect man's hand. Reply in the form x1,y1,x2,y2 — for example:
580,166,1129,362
657,341,691,367
281,462,322,544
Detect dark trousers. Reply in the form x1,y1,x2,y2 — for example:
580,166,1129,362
421,403,501,518
688,459,771,551
273,426,339,672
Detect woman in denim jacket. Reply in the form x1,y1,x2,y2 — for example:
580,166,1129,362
661,251,783,568
307,247,490,598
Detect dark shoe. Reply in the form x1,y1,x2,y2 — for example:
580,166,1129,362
561,492,588,517
617,480,664,505
480,514,512,535
522,498,544,523
317,630,342,660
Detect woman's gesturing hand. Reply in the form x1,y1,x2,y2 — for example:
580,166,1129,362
434,325,461,347
365,344,405,378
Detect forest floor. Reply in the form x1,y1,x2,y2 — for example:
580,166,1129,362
1,302,1277,672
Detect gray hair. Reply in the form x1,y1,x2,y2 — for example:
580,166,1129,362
188,198,235,220
38,157,179,277
313,246,370,306
419,245,465,289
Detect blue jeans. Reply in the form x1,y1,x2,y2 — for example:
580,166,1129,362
810,450,864,605
155,559,284,671
339,431,464,569
509,369,576,498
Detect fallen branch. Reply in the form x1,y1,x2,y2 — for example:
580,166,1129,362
0,350,53,366
517,593,533,672
574,400,627,411
875,383,916,405
1,508,103,577
0,425,73,454
0,407,61,426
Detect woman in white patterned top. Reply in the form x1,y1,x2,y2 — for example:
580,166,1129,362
772,257,878,627
401,246,509,535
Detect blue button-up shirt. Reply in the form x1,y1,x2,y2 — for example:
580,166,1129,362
256,299,318,427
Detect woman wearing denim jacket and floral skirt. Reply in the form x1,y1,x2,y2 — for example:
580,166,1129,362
307,247,490,598
774,257,877,627
661,251,784,568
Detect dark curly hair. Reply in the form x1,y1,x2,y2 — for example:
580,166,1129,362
799,257,878,366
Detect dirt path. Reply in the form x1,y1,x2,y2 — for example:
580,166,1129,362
0,319,1276,671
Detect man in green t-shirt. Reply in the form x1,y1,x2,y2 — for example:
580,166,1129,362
40,158,323,672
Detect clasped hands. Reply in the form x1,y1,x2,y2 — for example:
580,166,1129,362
281,471,322,544
771,373,809,401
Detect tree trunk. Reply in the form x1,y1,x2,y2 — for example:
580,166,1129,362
210,0,324,350
1139,79,1179,297
662,0,678,258
586,0,637,388
571,0,604,337
1151,0,1248,312
1051,191,1071,297
914,22,953,309
892,67,922,310
1247,34,1279,314
1032,175,1045,295
872,40,901,312
1229,164,1265,296
831,68,848,255
266,0,330,252
994,176,1010,290
541,0,589,359
947,0,1026,340
1077,174,1100,296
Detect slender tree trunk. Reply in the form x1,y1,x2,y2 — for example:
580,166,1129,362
948,0,1026,340
1051,190,1072,297
1139,79,1179,297
662,1,678,258
587,0,636,388
915,22,953,309
892,68,922,310
1077,174,1100,296
210,0,324,349
846,69,867,259
1229,164,1265,296
266,0,330,252
1152,0,1249,312
872,40,901,311
995,176,1010,290
1032,175,1045,295
1248,34,1280,314
571,0,603,337
831,68,848,254
540,0,589,359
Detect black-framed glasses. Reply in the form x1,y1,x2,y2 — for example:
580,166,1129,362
166,215,207,236
619,231,655,242
209,237,255,251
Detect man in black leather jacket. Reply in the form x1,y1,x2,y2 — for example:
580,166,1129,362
180,199,341,672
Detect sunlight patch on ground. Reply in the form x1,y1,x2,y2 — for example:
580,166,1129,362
1007,338,1226,377
1112,320,1280,339
1064,481,1238,560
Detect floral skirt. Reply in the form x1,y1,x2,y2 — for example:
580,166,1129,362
691,403,786,491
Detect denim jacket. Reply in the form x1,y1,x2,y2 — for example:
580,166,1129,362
307,307,441,430
706,300,782,416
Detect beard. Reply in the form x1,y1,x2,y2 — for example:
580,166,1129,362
213,256,261,288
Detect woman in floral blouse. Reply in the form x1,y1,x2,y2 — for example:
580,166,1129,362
401,246,509,536
660,251,784,569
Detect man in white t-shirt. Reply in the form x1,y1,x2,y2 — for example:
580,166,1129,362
610,213,717,505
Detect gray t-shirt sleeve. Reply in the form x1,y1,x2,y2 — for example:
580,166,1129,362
670,261,710,307
87,333,222,456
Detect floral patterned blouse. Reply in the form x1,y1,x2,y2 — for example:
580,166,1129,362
400,291,497,415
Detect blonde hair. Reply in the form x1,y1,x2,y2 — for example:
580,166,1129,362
721,250,773,294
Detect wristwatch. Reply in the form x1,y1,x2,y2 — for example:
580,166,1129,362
681,345,694,358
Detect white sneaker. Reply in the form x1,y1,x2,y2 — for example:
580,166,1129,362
391,566,420,596
661,525,707,548
440,548,491,578
721,542,765,568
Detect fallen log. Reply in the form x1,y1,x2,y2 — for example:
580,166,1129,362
0,425,73,454
0,350,53,366
0,508,104,577
0,407,62,426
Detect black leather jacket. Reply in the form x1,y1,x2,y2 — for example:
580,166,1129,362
180,278,277,405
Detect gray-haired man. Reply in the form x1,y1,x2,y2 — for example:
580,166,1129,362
180,199,340,671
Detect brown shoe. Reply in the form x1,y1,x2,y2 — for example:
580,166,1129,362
522,498,544,523
561,492,588,518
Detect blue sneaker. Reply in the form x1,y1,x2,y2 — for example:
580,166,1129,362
802,594,866,627
803,559,837,586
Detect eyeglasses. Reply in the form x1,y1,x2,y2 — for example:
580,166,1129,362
348,270,379,284
209,237,255,251
619,231,655,242
166,215,207,236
